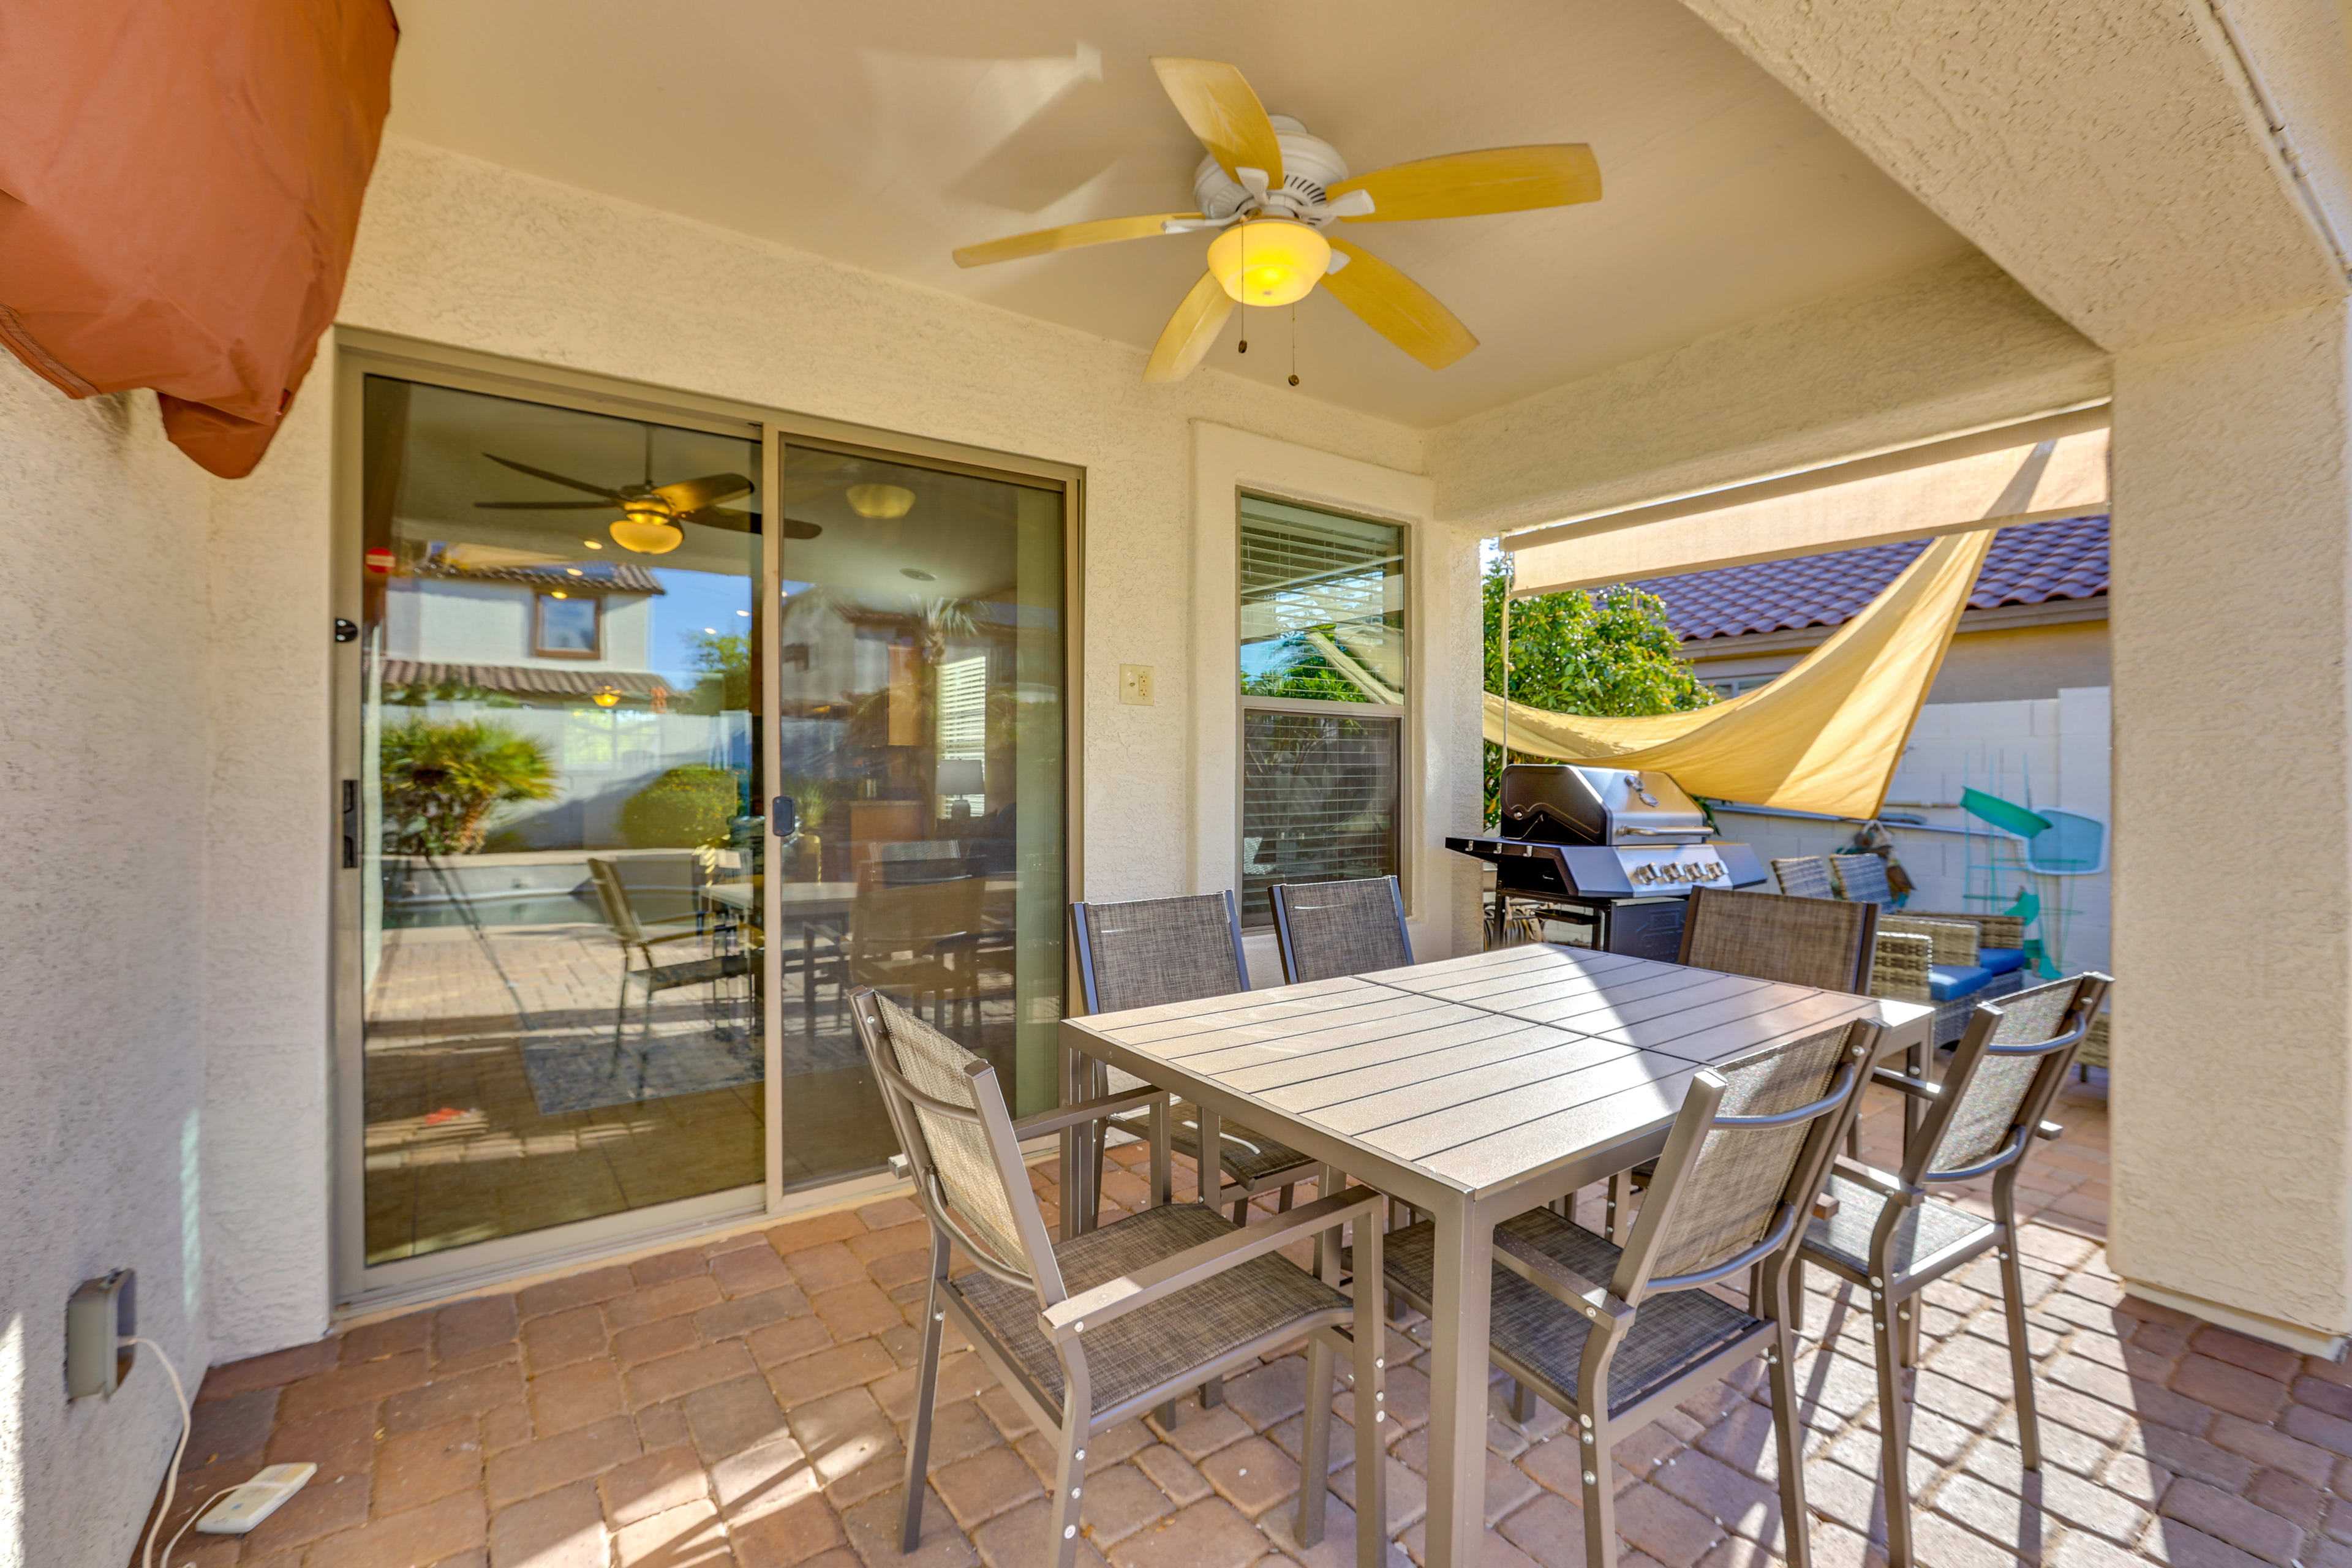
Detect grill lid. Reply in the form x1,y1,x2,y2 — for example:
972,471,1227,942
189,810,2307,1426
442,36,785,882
1498,764,1712,845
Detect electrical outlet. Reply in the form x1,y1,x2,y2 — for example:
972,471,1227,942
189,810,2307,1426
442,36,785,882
66,1269,135,1400
1118,664,1154,706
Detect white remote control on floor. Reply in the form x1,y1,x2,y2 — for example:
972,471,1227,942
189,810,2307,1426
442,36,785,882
194,1463,315,1534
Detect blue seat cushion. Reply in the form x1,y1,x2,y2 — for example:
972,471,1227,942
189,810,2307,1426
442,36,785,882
1977,947,2029,976
1928,963,1995,1002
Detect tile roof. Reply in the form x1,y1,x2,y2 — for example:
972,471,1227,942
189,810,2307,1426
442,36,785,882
415,559,668,595
1626,513,2108,643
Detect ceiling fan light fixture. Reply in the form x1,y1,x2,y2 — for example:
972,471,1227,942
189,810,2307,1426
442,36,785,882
1207,219,1329,307
846,483,917,519
610,504,684,555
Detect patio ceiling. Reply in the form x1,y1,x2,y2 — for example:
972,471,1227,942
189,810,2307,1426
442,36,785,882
382,0,1977,427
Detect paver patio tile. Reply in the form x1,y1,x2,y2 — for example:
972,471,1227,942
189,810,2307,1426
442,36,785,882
1110,1497,1279,1568
529,1358,627,1434
842,1482,982,1567
374,1415,485,1514
486,1414,643,1508
599,1442,711,1526
488,1479,608,1568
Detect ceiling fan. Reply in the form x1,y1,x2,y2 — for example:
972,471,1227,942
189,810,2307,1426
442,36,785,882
952,57,1602,382
473,432,815,554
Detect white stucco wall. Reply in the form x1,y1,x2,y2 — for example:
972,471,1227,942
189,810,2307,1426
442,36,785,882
0,362,218,1567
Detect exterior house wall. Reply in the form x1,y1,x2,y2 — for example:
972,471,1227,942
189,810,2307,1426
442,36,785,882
191,135,1447,1362
0,365,221,1568
1690,618,2111,705
393,579,655,671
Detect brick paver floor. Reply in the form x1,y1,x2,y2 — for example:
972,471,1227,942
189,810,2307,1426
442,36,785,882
151,1069,2352,1568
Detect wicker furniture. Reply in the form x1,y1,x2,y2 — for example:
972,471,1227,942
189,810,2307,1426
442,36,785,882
1061,941,1936,1568
1270,874,1413,983
587,858,750,1052
1068,892,1319,1232
851,989,1389,1567
1770,855,1839,899
1380,1021,1877,1568
1774,854,2034,1045
1795,972,2112,1568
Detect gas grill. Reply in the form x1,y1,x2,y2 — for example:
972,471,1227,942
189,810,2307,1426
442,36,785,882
1446,764,1769,961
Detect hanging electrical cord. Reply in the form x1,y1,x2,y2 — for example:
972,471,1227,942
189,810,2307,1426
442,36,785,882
127,1336,191,1568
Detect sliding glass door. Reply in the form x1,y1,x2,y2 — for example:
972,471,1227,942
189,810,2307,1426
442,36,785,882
764,442,1069,1193
334,345,1075,1298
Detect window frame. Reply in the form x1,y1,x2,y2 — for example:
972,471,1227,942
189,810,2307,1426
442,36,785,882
1233,491,1411,927
531,589,604,659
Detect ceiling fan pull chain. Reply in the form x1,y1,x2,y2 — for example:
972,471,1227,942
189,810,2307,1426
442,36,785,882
1237,222,1249,353
1289,301,1300,386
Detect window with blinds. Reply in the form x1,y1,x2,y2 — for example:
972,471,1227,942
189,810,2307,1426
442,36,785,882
1237,494,1406,925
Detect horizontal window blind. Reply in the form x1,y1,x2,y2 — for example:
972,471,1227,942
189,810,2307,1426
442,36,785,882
1240,710,1400,925
1239,493,1404,703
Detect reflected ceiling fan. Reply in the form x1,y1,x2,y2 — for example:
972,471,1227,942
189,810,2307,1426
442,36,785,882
953,56,1602,381
473,431,815,555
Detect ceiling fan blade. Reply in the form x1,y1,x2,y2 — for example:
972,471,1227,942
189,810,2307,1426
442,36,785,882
1320,237,1479,369
680,507,754,532
1143,272,1238,383
472,500,619,510
652,472,755,512
1150,58,1284,186
954,212,1206,268
1328,145,1601,223
781,517,824,540
483,453,625,499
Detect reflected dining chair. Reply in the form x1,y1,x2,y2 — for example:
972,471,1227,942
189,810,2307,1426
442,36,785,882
1069,892,1322,1231
1608,886,1879,1238
1379,1020,1881,1568
587,858,750,1058
1795,972,2111,1568
850,988,1390,1568
1269,873,1413,983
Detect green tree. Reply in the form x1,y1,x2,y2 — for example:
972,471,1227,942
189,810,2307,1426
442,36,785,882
686,630,752,712
381,718,558,855
1483,559,1717,823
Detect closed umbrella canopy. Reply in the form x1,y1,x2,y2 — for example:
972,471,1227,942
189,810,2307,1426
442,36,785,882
0,0,398,477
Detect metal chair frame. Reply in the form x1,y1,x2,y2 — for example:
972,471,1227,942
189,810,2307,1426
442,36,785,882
850,989,1390,1567
587,858,750,1059
1381,1020,1881,1568
1793,973,2113,1568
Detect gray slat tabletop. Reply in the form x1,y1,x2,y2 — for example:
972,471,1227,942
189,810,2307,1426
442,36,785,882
1058,940,1933,1568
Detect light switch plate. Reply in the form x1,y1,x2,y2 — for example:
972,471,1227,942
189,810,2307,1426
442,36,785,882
1118,664,1154,706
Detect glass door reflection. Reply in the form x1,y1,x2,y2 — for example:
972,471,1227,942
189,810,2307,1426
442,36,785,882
768,444,1067,1190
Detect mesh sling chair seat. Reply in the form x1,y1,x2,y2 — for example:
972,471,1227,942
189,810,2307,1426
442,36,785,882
1793,972,2113,1568
1607,887,1878,1242
587,858,751,1055
850,989,1393,1567
1379,1021,1881,1568
1069,892,1321,1229
1269,874,1414,984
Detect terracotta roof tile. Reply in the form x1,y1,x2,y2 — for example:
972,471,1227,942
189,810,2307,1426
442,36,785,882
1625,514,2108,643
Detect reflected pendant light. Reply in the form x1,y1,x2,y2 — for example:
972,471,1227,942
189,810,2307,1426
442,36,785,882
609,502,684,554
846,483,916,519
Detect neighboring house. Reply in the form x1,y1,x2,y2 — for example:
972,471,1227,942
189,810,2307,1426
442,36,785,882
1632,513,2108,703
1624,514,2114,976
380,549,676,706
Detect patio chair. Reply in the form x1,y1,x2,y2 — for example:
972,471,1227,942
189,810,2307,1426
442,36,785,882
1069,892,1322,1230
1779,854,2029,1046
1608,888,1877,1239
587,858,750,1054
1794,972,2111,1568
1269,873,1412,983
848,874,987,1032
1379,1019,1881,1568
1770,855,1839,899
850,988,1390,1567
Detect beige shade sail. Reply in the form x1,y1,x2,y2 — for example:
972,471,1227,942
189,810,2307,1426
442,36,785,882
1507,407,2106,596
1486,526,1998,819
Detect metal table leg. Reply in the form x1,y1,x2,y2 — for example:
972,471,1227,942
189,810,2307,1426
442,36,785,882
1424,1196,1495,1568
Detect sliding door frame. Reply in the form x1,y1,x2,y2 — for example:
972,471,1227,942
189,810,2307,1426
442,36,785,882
330,330,1084,1313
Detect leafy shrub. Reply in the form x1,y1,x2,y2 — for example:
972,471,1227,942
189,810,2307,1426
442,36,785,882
621,765,742,848
381,719,557,856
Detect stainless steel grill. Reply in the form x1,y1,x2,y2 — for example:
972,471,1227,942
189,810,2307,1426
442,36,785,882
1447,764,1769,960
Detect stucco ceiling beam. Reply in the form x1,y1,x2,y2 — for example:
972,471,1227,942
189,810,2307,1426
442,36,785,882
1673,0,2348,350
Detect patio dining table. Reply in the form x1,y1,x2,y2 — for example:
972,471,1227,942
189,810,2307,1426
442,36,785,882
1058,940,1934,1568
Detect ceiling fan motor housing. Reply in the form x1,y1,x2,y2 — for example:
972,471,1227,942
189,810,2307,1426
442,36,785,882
1193,116,1351,222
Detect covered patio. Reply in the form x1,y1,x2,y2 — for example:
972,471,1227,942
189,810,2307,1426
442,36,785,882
6,1,2352,1567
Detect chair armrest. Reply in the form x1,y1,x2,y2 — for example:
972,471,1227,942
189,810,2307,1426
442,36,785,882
1881,916,1978,965
1013,1085,1167,1139
1493,1227,1632,1325
1828,1158,1918,1204
889,1153,910,1181
1039,1185,1381,1343
1868,1067,1940,1102
1870,932,1932,1004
